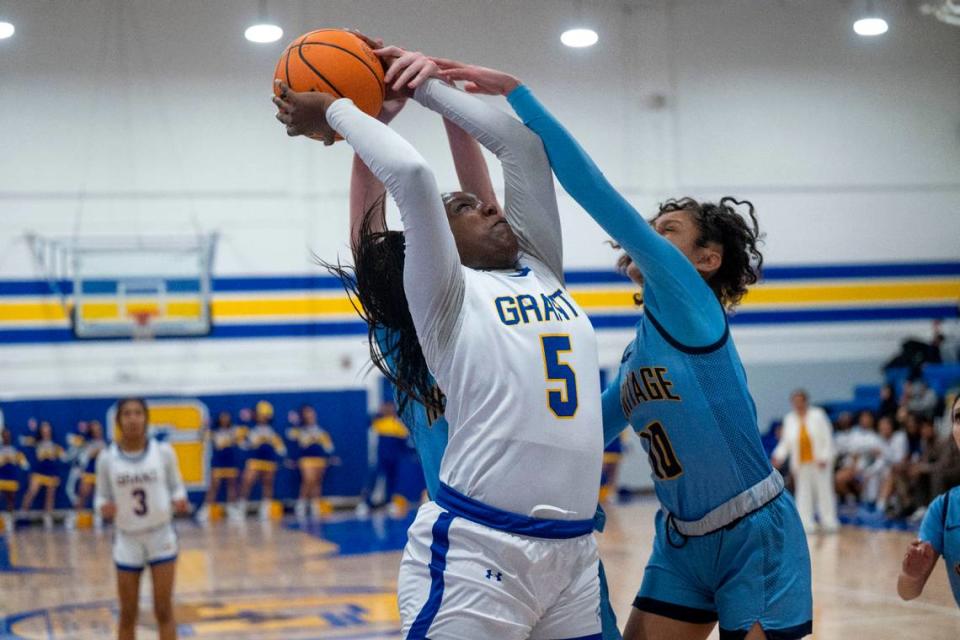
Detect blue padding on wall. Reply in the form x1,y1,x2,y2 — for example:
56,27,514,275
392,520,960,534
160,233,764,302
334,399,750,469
80,279,201,294
0,389,370,508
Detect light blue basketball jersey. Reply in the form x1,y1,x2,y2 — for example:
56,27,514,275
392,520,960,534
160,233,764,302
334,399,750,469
374,327,448,500
611,314,774,521
919,487,960,607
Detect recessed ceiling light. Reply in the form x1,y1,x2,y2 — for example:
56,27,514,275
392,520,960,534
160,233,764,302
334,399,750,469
853,17,889,36
561,28,598,48
0,21,15,40
245,23,283,44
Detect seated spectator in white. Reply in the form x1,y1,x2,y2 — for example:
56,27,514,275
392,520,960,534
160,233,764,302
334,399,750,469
890,416,960,520
773,389,840,534
868,416,909,512
832,412,855,461
904,379,939,420
835,410,884,505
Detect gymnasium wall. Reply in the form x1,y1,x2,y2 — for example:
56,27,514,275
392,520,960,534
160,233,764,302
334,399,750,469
1,0,958,447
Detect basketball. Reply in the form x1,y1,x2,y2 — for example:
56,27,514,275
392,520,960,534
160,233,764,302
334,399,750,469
274,29,385,119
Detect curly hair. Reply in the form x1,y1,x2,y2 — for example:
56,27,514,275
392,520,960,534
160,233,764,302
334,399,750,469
654,196,764,309
319,196,444,417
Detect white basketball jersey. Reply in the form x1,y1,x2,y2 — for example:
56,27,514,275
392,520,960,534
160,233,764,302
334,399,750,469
436,256,603,520
99,440,183,533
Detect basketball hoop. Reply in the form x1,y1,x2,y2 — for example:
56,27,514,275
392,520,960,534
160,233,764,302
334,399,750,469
130,309,158,342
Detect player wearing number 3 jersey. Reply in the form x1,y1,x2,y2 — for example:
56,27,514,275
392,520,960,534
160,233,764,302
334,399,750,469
95,398,189,640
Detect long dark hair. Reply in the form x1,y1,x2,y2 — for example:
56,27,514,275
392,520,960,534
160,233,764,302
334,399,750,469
321,197,443,416
655,196,764,309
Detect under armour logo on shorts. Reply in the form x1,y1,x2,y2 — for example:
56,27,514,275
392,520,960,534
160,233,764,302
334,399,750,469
485,569,502,582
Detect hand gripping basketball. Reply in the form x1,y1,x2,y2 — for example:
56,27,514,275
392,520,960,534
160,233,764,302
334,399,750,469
273,80,338,145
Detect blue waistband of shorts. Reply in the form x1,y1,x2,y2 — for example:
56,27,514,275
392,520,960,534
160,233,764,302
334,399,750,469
435,483,594,539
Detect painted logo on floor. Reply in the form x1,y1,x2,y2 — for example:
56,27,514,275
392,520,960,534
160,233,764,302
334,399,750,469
0,585,401,639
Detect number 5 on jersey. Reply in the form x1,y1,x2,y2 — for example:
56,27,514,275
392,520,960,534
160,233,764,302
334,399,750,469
541,335,578,418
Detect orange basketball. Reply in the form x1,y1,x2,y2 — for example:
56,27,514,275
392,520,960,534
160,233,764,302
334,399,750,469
274,29,385,120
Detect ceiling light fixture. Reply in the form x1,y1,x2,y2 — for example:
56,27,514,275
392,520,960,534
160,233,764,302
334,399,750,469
854,1,889,36
245,0,282,44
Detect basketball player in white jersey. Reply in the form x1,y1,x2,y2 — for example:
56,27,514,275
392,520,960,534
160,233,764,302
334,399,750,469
95,398,189,640
274,43,604,639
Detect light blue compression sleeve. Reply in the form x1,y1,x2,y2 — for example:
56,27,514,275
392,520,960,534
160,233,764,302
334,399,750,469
507,85,727,347
602,372,628,446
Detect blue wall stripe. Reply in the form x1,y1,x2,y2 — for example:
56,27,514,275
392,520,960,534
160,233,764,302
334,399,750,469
0,306,956,345
589,305,958,329
1,261,958,297
408,511,454,639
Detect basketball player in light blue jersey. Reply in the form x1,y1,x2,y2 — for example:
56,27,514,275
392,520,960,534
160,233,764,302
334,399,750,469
331,89,622,638
432,61,813,639
276,43,608,639
898,394,960,607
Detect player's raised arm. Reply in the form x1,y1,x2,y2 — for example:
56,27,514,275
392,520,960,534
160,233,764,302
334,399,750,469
348,98,407,251
274,82,463,365
376,47,563,283
436,61,729,346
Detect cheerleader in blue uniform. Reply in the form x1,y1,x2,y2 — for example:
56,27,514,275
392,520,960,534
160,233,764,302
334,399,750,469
198,411,245,522
289,404,336,519
0,428,29,532
238,401,286,521
21,421,67,529
67,420,106,529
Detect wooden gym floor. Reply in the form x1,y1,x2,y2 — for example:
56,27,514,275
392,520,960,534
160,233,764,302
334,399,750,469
1,496,958,639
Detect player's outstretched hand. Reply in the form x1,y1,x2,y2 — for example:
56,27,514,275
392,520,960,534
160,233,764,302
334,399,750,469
173,498,190,515
100,502,117,520
273,80,339,145
902,540,936,579
431,58,521,97
372,46,441,94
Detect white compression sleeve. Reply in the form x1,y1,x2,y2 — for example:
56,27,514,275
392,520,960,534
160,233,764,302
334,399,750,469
326,98,465,367
414,79,565,283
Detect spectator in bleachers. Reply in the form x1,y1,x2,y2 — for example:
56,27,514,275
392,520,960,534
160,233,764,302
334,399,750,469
904,379,939,420
890,416,960,520
831,411,854,456
878,383,899,422
773,389,840,533
20,421,66,529
835,410,883,505
0,428,29,532
868,416,909,512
